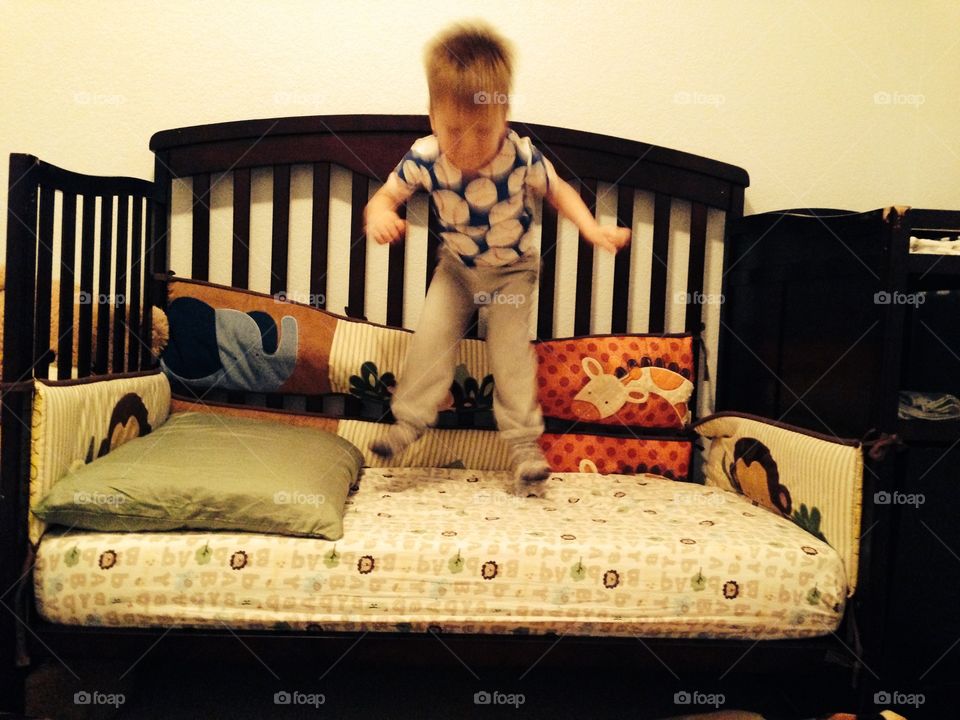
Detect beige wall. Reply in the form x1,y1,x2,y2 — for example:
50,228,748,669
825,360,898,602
2,0,957,413
3,0,959,243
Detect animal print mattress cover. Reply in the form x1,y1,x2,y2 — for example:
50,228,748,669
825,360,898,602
33,468,847,639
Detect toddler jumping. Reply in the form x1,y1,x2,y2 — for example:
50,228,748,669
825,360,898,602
366,20,630,496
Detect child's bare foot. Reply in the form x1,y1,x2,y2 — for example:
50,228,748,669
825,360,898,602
369,421,421,459
509,441,550,497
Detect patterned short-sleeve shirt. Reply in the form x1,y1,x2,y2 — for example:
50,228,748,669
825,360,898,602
392,129,553,267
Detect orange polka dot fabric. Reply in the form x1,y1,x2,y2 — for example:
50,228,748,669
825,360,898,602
535,335,695,429
539,433,692,481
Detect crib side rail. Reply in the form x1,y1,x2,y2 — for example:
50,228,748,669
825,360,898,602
1,154,160,702
3,154,161,382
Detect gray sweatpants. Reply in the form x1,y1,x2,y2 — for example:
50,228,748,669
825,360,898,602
390,245,544,445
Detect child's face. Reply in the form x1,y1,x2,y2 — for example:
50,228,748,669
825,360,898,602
429,100,508,173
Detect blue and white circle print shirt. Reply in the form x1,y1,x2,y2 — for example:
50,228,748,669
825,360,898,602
392,129,553,267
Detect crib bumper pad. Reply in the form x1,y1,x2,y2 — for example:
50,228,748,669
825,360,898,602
694,412,864,597
29,371,172,546
34,467,846,640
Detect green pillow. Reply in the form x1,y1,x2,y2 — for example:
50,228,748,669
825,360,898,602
33,411,363,540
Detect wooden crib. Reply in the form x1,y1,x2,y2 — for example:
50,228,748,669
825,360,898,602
0,114,887,713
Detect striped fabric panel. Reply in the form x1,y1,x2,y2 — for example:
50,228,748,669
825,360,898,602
29,373,172,544
337,420,510,471
328,318,490,395
695,414,863,597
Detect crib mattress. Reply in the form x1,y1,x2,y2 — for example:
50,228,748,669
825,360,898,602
33,467,847,639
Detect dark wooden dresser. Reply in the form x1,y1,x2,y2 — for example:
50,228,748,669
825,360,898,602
718,207,960,705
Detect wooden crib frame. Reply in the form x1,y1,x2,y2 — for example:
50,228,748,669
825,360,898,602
1,115,887,713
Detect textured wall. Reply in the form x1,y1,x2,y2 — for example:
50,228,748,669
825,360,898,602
2,1,958,413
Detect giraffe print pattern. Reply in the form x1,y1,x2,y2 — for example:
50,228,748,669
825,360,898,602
535,336,695,428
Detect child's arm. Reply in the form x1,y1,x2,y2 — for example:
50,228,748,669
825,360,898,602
365,173,410,245
544,165,631,254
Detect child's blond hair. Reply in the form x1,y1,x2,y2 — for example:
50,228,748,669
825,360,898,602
423,20,514,113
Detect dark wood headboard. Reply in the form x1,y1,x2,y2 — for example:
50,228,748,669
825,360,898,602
149,114,748,344
2,115,748,404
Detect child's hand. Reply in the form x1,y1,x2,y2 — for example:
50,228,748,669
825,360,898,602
366,208,407,245
587,225,631,254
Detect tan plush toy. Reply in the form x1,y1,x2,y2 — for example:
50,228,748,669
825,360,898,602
0,268,169,374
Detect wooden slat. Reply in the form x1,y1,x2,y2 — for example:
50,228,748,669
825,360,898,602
95,194,114,375
77,195,95,377
309,162,330,309
465,305,480,340
684,202,708,334
150,154,171,282
713,187,743,405
537,202,559,339
612,185,634,333
191,172,210,281
112,195,129,372
648,193,671,333
143,154,172,372
271,165,290,296
34,186,55,379
57,192,77,379
425,205,442,291
140,197,156,369
346,171,367,319
386,203,406,327
574,178,598,336
729,185,745,220
127,196,143,371
232,168,251,289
